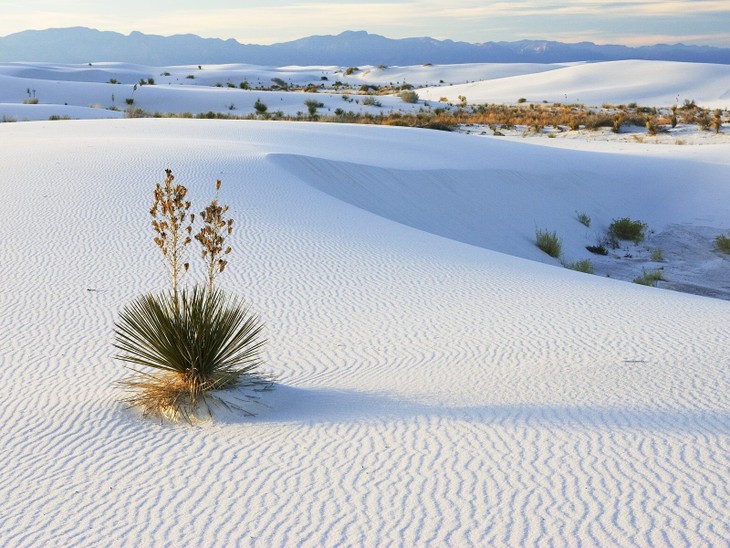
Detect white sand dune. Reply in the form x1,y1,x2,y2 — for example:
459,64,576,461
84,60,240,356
1,118,728,545
420,60,730,108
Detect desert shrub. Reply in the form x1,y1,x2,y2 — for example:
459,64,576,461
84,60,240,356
399,90,419,104
535,229,562,258
23,98,39,104
239,81,250,90
576,211,591,227
608,217,647,243
304,99,324,116
114,170,269,421
517,97,527,104
633,269,664,286
562,259,594,273
254,99,267,114
715,232,730,254
344,67,359,76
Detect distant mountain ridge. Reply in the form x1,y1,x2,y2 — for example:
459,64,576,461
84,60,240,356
1,27,729,65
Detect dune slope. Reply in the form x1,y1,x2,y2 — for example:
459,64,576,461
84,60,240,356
0,119,728,546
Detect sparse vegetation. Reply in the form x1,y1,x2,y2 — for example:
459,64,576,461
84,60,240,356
535,229,562,258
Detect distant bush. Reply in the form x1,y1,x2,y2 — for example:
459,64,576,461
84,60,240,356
362,96,382,107
23,98,39,104
535,229,562,258
271,77,288,90
399,90,419,104
344,67,359,76
608,217,647,243
633,269,664,287
517,97,527,104
715,232,730,254
650,248,664,262
254,99,268,114
304,99,324,116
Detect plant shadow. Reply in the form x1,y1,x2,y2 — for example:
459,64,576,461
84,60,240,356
213,383,730,435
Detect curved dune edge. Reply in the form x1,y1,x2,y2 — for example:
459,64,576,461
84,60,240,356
0,119,728,546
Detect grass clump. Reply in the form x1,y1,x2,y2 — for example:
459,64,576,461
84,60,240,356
114,169,269,422
633,268,664,286
650,248,664,262
608,217,648,243
714,232,730,254
576,211,591,227
562,259,594,274
535,229,562,258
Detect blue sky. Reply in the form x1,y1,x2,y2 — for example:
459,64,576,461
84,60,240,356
3,0,729,47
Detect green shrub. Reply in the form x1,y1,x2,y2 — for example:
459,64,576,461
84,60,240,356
715,232,730,254
608,217,647,243
535,229,562,258
23,98,39,104
633,269,664,287
254,98,267,114
650,248,664,262
362,96,382,107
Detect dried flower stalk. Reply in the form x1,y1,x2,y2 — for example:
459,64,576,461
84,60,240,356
150,169,193,299
195,179,233,293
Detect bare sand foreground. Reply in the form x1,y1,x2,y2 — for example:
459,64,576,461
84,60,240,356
0,117,728,546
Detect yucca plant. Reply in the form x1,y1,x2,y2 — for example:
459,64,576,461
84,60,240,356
114,169,270,422
114,286,268,421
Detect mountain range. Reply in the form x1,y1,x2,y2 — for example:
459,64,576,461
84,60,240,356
1,27,729,65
